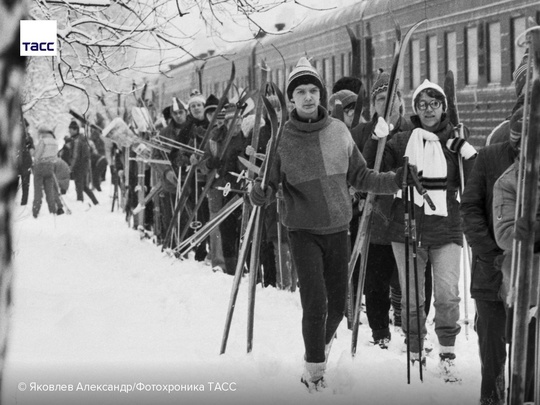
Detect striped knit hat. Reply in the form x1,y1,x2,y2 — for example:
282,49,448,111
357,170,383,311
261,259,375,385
328,89,357,112
371,72,390,103
286,57,324,100
513,51,529,97
510,106,524,146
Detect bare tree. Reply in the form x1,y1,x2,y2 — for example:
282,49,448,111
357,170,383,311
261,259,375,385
0,0,27,389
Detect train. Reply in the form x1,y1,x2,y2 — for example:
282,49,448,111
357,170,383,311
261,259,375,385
153,0,540,147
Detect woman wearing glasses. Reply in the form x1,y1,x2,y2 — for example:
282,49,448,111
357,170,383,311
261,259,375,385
364,79,477,377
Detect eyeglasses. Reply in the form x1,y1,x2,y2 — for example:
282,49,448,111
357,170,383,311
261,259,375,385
417,100,442,111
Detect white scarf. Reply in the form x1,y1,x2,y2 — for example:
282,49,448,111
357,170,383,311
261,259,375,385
396,128,448,216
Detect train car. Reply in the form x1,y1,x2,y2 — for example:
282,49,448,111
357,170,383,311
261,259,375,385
156,0,540,146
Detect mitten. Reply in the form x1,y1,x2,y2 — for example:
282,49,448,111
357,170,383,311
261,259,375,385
250,179,273,206
394,164,418,188
373,116,394,139
446,137,477,160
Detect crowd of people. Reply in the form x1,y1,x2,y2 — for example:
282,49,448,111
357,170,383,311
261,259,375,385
17,45,538,403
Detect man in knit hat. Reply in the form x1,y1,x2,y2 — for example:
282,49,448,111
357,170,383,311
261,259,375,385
328,89,357,129
249,56,414,392
460,106,520,405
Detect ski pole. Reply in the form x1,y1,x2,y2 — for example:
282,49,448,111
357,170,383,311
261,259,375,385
409,181,423,382
220,206,258,354
276,186,284,289
402,158,411,384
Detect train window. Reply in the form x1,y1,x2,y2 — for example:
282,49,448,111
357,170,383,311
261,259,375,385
465,26,479,85
410,39,421,89
332,56,336,86
427,35,438,83
511,17,527,78
445,32,458,81
323,58,332,86
487,22,502,83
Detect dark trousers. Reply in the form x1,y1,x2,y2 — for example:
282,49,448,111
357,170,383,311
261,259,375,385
507,313,537,403
475,299,507,405
364,243,399,340
289,230,349,363
73,165,98,204
18,168,31,205
220,204,240,275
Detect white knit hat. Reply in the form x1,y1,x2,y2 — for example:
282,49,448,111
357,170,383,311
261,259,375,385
411,79,447,114
188,90,205,106
286,57,324,100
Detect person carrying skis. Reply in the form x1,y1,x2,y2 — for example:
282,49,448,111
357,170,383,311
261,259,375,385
492,107,538,403
69,121,99,206
249,57,412,391
352,72,414,348
460,93,524,405
364,79,477,377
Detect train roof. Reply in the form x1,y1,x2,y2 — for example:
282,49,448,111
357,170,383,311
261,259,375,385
257,1,368,48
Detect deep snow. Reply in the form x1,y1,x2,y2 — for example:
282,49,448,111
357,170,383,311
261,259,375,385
4,177,483,405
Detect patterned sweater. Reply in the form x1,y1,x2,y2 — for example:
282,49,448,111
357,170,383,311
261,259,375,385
268,107,399,235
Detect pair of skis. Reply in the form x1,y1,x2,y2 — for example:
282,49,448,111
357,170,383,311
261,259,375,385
349,19,426,358
443,69,472,340
507,25,540,405
162,63,236,250
220,82,287,355
174,88,258,247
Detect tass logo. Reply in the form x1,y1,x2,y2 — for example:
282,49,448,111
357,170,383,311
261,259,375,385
20,20,57,56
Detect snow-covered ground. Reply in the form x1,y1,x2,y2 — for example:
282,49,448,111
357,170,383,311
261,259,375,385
4,177,482,405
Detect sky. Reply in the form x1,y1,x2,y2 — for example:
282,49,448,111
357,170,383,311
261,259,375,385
3,172,486,405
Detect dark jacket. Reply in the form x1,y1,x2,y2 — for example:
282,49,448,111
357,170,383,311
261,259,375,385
460,141,517,301
355,115,414,244
204,124,247,189
364,114,474,246
70,133,90,173
17,133,34,174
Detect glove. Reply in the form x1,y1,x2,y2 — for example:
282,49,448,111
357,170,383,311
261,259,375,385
394,164,418,188
446,137,477,160
189,154,200,166
207,156,223,170
249,179,273,207
373,116,394,139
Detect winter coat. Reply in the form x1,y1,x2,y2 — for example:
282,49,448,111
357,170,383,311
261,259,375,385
493,162,540,307
267,106,399,235
34,133,58,164
356,114,414,244
364,114,474,246
69,133,90,172
204,124,247,189
460,141,517,301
